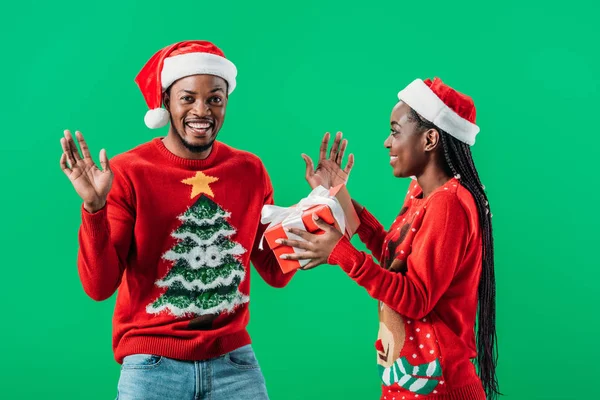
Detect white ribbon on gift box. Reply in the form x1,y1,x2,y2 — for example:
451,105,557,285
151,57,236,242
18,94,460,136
259,185,347,267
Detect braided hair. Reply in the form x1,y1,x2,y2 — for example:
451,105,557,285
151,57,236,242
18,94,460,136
408,108,500,399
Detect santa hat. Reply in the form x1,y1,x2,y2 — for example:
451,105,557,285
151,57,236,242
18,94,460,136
135,40,237,129
398,78,480,145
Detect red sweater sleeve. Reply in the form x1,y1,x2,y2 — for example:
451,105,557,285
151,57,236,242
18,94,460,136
328,193,470,320
77,166,135,301
249,169,296,288
355,208,387,262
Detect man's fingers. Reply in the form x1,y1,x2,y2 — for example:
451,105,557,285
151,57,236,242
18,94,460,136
64,130,82,161
329,131,342,160
344,153,355,174
60,153,72,177
61,137,77,167
76,131,92,159
336,139,348,165
302,153,315,178
99,149,110,172
319,132,330,161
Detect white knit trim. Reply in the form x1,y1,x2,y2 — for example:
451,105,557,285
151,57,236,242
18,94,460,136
398,79,480,145
156,269,245,291
146,294,249,317
171,228,236,247
162,242,246,270
161,52,237,94
179,210,231,225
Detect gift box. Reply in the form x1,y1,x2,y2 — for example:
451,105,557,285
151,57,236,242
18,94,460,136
260,185,361,273
263,204,339,273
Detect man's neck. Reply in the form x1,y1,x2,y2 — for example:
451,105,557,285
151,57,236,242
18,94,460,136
162,134,213,160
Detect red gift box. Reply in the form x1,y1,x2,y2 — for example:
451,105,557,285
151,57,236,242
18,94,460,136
261,184,361,274
263,204,341,273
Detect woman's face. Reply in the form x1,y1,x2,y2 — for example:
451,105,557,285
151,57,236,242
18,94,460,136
384,102,428,178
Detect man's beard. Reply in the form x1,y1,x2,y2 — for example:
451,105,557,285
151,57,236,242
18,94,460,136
176,129,216,153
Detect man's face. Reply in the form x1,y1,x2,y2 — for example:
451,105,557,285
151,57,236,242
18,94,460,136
164,74,228,153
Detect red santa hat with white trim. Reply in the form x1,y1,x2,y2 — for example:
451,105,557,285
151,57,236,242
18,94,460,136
398,78,480,145
135,40,237,129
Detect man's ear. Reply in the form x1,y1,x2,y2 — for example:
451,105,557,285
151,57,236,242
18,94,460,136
163,91,170,110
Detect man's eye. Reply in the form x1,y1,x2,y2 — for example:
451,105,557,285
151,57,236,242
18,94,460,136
211,97,223,104
181,96,193,102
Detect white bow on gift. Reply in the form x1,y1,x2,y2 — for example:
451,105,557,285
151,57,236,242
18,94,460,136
259,186,347,267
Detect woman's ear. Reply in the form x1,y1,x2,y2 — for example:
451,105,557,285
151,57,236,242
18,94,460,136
424,128,440,152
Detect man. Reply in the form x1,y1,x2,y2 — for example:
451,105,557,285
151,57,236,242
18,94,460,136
59,40,312,399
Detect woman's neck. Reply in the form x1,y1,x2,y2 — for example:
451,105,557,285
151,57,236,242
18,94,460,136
416,164,453,198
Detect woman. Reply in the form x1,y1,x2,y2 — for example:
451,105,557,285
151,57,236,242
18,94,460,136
279,78,499,399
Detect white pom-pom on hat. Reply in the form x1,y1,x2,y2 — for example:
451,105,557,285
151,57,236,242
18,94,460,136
144,108,170,129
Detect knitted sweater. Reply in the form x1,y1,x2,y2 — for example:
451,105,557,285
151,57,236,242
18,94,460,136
78,138,293,363
329,178,486,400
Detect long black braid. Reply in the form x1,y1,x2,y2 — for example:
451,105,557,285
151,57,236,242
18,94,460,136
409,108,500,399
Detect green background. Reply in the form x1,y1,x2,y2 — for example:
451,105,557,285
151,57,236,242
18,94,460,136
1,0,598,399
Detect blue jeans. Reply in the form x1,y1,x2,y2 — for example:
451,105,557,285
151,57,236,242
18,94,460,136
116,344,269,400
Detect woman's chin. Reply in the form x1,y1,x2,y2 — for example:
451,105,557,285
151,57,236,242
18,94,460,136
392,168,404,178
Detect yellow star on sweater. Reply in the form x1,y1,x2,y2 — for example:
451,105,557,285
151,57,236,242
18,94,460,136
181,172,219,199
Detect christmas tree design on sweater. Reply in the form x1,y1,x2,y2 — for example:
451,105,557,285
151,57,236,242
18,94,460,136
146,173,248,329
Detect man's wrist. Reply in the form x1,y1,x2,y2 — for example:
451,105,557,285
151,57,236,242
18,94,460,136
84,200,106,214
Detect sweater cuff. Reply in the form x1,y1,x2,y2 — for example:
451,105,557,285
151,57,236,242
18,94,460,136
81,204,109,238
356,208,381,237
328,236,365,274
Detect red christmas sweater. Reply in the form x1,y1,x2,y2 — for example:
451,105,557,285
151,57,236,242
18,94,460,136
329,178,486,400
78,138,294,363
